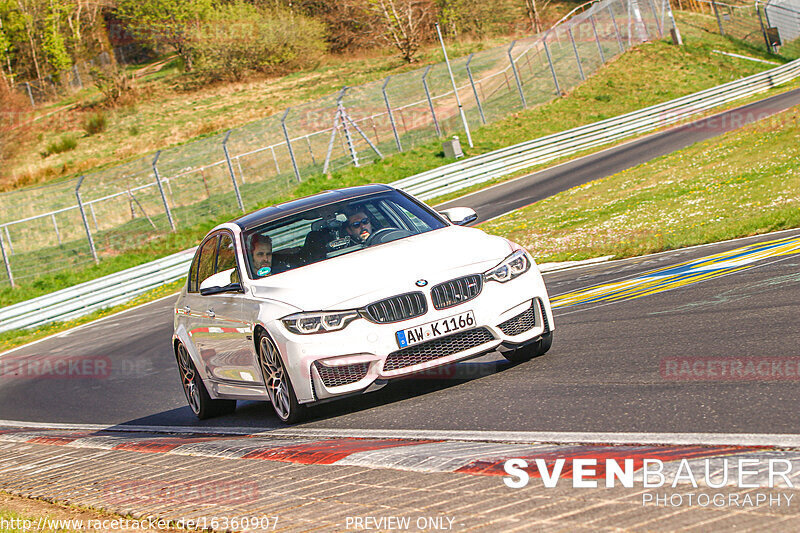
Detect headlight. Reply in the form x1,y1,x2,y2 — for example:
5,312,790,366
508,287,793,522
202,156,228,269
484,250,531,283
282,310,360,334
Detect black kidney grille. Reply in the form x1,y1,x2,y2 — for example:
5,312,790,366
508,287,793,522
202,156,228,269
431,275,483,310
365,292,427,323
314,361,370,388
383,327,494,372
498,301,536,336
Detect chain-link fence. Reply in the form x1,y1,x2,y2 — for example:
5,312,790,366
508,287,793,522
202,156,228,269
12,51,115,107
693,0,800,57
0,0,673,289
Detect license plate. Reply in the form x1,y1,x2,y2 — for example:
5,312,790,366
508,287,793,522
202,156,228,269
396,311,476,348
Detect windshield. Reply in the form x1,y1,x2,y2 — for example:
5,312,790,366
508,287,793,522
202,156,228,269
242,190,447,279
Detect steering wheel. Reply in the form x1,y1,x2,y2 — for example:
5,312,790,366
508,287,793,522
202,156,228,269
364,227,413,246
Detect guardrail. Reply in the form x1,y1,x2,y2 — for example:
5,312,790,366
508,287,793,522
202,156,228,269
0,248,196,333
2,58,799,335
395,57,800,200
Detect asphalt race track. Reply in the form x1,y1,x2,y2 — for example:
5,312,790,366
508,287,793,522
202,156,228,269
2,91,800,435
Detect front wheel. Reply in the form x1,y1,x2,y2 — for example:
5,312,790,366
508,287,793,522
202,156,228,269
502,332,553,364
258,333,306,424
176,343,236,419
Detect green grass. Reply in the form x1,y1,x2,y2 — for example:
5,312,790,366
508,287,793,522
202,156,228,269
0,11,796,310
481,104,800,262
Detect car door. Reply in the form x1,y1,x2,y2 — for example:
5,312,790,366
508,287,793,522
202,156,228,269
198,231,259,384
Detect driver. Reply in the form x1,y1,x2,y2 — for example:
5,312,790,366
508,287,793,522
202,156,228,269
250,234,273,276
344,207,373,244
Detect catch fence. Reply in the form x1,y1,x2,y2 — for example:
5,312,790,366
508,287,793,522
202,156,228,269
0,0,673,288
693,0,800,56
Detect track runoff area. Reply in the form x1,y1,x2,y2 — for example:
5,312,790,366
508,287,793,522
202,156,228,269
2,91,800,528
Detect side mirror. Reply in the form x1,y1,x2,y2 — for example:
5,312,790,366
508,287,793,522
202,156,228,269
439,207,478,226
199,269,243,296
200,282,243,296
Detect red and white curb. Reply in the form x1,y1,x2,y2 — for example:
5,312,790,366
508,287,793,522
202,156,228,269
2,425,800,487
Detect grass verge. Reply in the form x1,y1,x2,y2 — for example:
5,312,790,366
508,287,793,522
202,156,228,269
0,491,186,532
480,102,800,262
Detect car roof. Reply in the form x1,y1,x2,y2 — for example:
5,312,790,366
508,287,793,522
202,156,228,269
232,184,396,231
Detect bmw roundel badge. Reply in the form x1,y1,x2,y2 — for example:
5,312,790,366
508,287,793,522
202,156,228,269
415,279,428,287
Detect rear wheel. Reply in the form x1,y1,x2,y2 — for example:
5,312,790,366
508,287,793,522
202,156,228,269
502,332,553,364
176,343,236,419
257,333,306,424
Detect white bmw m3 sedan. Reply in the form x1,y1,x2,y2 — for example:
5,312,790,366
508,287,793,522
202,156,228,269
172,184,554,422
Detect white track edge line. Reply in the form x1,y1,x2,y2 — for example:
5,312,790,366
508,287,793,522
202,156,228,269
1,419,798,447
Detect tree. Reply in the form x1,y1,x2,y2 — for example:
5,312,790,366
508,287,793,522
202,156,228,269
369,0,436,63
523,0,555,33
42,0,72,77
115,0,213,71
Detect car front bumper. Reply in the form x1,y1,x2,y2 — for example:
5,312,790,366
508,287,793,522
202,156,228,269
270,269,554,404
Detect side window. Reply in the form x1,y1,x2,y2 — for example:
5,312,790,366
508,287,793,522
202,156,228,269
188,250,201,293
396,205,431,232
217,233,240,284
197,235,219,288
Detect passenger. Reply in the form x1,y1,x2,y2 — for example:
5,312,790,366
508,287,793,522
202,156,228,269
344,207,373,244
250,234,273,276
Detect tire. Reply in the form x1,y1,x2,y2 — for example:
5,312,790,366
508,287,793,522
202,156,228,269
176,343,236,420
502,331,553,364
257,332,306,424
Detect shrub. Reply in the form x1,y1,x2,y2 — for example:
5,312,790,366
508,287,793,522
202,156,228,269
89,66,134,107
188,2,327,81
84,112,108,135
43,134,77,157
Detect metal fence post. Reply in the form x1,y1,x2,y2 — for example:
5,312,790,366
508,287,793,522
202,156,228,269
756,3,773,53
222,131,245,212
0,229,13,288
338,87,359,168
151,151,176,231
281,108,302,182
664,0,683,45
75,175,99,264
51,213,61,245
608,4,625,52
711,0,725,35
2,226,12,254
647,0,664,37
382,76,403,152
542,37,561,96
465,54,486,125
507,41,528,108
590,15,607,63
568,27,586,81
24,82,34,107
422,66,442,137
436,22,473,148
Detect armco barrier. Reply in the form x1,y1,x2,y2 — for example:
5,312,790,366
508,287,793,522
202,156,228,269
395,57,800,200
0,248,196,333
1,58,799,334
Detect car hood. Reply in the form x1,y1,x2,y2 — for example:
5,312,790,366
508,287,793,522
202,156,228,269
248,225,513,310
